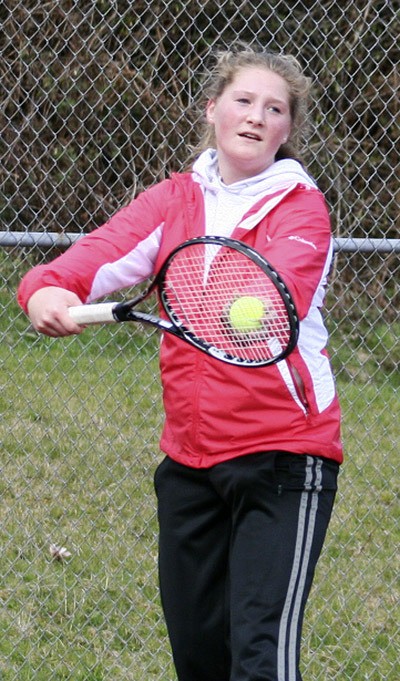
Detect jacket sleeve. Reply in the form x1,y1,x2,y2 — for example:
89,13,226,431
262,187,333,320
17,179,173,312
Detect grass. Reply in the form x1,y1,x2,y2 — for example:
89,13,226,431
0,296,172,679
0,287,399,680
302,380,399,680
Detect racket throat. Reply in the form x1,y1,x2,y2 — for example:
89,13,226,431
124,309,183,335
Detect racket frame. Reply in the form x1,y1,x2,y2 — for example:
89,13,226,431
70,236,299,367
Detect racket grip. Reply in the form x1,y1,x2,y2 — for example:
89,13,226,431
68,303,117,325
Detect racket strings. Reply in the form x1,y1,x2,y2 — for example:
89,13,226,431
162,245,292,361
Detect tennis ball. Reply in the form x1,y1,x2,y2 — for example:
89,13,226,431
229,296,265,333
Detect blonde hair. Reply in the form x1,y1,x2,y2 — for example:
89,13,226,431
191,43,312,162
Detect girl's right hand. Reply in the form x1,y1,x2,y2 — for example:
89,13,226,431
27,286,86,337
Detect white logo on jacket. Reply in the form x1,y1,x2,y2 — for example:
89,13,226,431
288,235,317,250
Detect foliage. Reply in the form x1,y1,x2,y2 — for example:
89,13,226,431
0,1,398,238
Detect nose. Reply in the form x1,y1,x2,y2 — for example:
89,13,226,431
247,105,265,125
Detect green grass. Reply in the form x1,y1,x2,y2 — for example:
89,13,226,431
302,379,399,680
0,303,173,680
0,294,398,679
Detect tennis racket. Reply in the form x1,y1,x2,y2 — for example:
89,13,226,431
68,235,299,367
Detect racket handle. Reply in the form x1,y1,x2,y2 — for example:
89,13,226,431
68,302,117,325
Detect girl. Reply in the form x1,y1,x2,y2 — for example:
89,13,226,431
18,45,342,681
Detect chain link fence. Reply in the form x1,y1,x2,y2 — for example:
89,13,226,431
1,1,399,679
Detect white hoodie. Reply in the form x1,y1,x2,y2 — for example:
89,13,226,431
192,148,317,237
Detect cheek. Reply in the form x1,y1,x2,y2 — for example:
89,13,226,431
213,109,235,140
215,117,230,138
279,115,292,137
209,100,237,135
271,119,291,145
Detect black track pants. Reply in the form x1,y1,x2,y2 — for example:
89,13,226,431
154,451,339,681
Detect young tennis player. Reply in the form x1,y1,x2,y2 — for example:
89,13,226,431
18,44,342,680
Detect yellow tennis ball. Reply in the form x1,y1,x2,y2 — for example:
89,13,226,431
229,296,265,333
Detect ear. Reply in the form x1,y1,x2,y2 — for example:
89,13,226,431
206,99,216,124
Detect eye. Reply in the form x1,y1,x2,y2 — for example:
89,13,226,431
267,105,282,114
236,97,251,104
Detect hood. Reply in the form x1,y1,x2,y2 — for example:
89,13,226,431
192,148,318,197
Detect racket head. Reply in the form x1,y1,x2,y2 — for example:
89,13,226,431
157,236,299,367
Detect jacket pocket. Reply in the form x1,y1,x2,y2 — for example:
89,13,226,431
288,363,310,413
275,359,309,416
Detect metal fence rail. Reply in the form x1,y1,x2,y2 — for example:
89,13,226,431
2,232,400,253
1,1,398,680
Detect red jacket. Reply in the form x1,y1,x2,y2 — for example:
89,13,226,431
18,172,343,467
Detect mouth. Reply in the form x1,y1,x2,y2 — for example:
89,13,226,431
238,132,262,141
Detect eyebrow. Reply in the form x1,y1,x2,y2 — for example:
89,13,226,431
232,89,287,105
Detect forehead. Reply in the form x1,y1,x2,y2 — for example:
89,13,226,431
226,66,289,97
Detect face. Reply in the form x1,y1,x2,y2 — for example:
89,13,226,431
206,67,292,184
